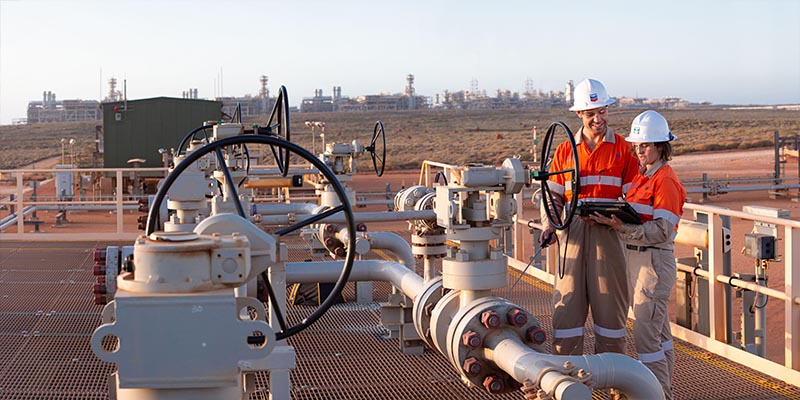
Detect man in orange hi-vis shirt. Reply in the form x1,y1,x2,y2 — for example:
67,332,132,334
539,78,639,358
591,110,686,400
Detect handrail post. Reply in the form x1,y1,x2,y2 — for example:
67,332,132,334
116,170,124,234
707,210,726,342
785,226,800,370
16,172,23,234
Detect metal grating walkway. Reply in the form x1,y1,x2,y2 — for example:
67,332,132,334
0,240,799,400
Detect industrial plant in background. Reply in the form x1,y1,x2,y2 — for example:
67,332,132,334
17,74,704,125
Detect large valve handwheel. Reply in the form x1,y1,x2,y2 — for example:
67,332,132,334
533,121,580,230
145,135,356,340
366,120,386,177
264,86,291,176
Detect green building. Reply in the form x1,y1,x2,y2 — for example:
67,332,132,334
102,97,222,174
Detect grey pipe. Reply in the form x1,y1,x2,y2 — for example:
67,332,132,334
254,202,318,215
0,206,36,231
485,332,664,400
259,210,436,225
285,259,425,300
366,232,415,268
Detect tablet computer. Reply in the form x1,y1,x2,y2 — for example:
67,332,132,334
576,200,643,224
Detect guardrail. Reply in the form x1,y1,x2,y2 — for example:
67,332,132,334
0,167,165,241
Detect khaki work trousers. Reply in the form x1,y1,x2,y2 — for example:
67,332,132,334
625,246,676,400
551,218,629,355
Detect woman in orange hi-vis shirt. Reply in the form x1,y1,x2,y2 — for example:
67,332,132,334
591,110,686,400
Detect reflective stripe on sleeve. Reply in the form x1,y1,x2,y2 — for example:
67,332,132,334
593,324,626,339
553,326,585,339
638,349,666,363
580,175,622,188
654,209,681,226
622,182,632,193
548,181,565,195
630,202,654,217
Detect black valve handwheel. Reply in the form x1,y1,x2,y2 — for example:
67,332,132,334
533,121,580,230
145,134,356,340
264,86,291,176
366,120,386,177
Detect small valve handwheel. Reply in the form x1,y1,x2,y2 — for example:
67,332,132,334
366,120,387,177
533,121,580,230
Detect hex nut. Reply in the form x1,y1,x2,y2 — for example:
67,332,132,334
507,308,528,327
463,357,483,376
462,330,483,349
481,310,501,329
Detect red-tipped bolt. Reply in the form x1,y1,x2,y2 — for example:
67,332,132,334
95,276,105,284
526,326,547,345
507,308,528,327
356,223,367,232
462,330,483,349
93,263,106,276
483,375,504,394
463,357,483,376
93,248,107,263
324,238,336,247
481,310,501,329
93,283,107,295
324,224,336,233
334,247,346,257
93,293,107,305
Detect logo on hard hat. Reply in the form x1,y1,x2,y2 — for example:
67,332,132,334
633,127,641,134
589,93,598,102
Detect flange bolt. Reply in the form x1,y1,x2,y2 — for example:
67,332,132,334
483,375,504,394
462,330,483,349
481,310,502,329
463,357,483,376
507,308,528,327
526,326,547,345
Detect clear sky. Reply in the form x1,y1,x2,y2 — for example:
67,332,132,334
1,0,798,125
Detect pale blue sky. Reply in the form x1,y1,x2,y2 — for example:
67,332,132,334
1,0,798,125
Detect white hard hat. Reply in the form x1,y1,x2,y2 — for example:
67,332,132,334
569,78,616,111
626,110,677,143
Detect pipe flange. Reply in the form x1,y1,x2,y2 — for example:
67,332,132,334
428,289,461,354
412,277,445,348
446,297,545,393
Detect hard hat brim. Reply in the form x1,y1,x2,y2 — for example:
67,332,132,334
569,98,616,112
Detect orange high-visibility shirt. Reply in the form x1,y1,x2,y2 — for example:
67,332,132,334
547,128,638,202
626,163,686,236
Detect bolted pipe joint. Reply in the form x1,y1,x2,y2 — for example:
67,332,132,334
526,326,546,345
507,308,528,327
463,357,484,376
481,310,502,329
462,330,483,349
483,375,504,394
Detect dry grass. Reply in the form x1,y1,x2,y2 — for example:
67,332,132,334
1,108,798,171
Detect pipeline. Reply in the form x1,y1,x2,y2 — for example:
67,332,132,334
284,259,663,399
258,210,436,225
285,259,425,302
485,332,664,399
